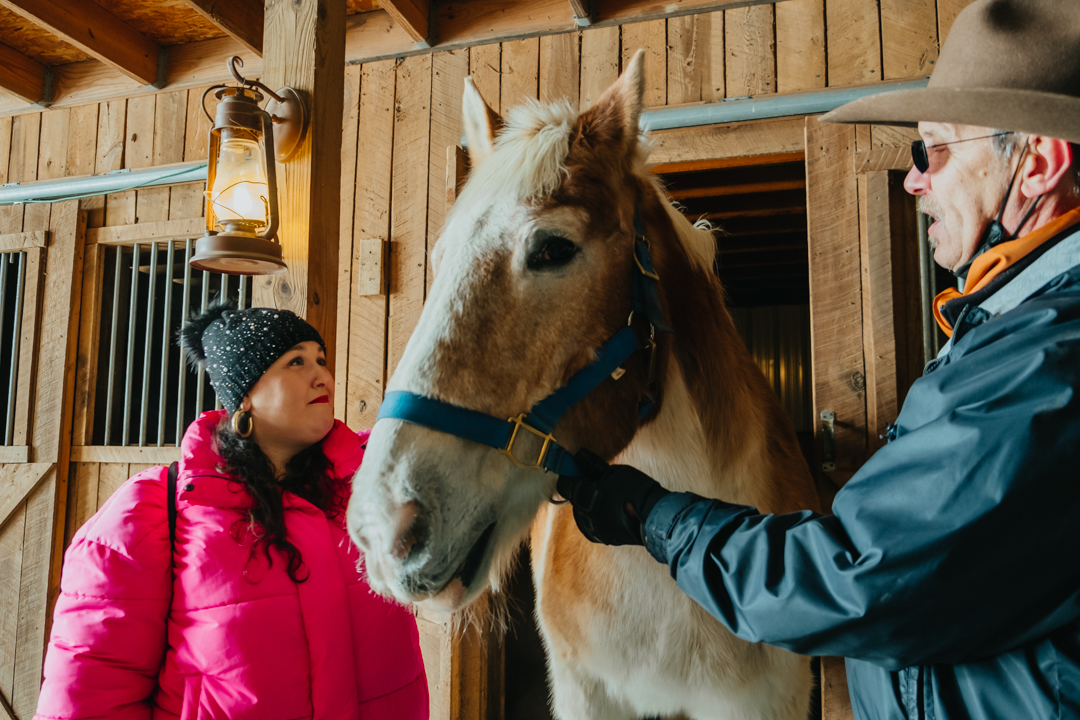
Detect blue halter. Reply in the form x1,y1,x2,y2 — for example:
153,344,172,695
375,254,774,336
376,208,671,476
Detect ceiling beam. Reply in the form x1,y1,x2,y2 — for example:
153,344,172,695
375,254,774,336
181,0,264,56
653,151,806,176
0,42,48,105
567,0,592,25
380,0,431,44
0,0,160,86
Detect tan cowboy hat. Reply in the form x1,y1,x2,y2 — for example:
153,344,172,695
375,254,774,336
822,0,1080,143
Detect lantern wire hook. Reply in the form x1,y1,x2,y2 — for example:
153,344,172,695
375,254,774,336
228,57,287,105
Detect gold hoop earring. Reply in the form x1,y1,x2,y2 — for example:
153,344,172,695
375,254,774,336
231,410,254,438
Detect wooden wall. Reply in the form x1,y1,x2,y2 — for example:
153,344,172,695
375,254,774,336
0,0,976,717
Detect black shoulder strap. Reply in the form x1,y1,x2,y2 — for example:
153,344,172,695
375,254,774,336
167,461,179,555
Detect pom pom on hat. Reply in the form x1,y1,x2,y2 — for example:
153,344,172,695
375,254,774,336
179,299,233,366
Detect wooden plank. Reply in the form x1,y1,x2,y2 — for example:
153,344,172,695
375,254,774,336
539,33,580,106
805,116,866,484
621,20,666,108
500,38,540,114
65,104,98,179
69,446,181,464
416,613,453,720
579,25,619,110
171,86,211,221
106,95,154,228
860,171,892,451
12,248,43,447
0,0,160,86
337,64,363,422
826,0,882,87
37,109,69,183
937,0,973,47
871,124,920,149
649,116,805,166
446,145,468,213
0,465,53,531
19,112,50,234
854,147,912,174
381,0,430,43
725,3,775,98
356,239,388,296
821,656,854,720
11,466,58,715
181,0,264,55
0,449,28,465
71,243,103,447
855,124,873,153
666,13,724,105
86,217,205,246
255,0,347,377
469,44,502,117
138,91,188,226
450,592,503,720
652,149,805,174
31,200,86,464
96,463,128,509
428,49,469,293
66,463,99,546
776,0,825,94
346,60,395,431
0,114,39,235
0,232,46,252
387,53,432,379
0,42,46,105
90,100,126,226
881,0,937,80
0,492,25,714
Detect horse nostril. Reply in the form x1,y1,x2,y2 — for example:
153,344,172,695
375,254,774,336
392,500,423,561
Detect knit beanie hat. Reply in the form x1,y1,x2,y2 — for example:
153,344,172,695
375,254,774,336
179,301,325,414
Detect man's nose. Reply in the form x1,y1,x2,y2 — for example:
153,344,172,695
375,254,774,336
904,164,930,195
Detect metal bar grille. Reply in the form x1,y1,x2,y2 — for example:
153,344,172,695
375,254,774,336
93,240,253,447
0,252,27,446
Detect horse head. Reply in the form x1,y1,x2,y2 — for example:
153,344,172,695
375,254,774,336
347,50,718,611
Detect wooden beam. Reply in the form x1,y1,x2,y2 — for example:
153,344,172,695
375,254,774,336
254,0,346,377
181,0,264,56
0,231,48,252
567,0,592,23
85,217,205,245
381,0,431,43
854,147,912,174
706,205,805,221
653,150,805,175
69,446,181,464
0,43,47,105
650,118,806,167
0,0,160,87
668,179,806,200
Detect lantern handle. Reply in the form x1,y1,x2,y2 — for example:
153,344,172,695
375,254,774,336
201,84,227,123
227,57,286,104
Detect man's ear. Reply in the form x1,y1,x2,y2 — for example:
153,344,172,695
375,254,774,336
1020,136,1075,199
463,77,503,167
573,48,645,153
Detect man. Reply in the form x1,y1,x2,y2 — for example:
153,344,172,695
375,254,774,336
556,1,1080,718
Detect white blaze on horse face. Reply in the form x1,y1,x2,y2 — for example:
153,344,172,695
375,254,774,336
348,51,647,613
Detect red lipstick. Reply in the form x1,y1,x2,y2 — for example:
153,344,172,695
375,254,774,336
309,395,329,404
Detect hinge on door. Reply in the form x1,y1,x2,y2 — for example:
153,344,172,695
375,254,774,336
820,410,836,472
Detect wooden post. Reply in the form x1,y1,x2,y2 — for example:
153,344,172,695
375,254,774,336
254,0,347,376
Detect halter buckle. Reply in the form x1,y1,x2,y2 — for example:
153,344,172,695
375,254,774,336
501,414,555,472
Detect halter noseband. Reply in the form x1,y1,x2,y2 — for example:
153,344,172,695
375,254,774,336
376,207,672,477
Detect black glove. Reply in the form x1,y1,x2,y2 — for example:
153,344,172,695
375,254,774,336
556,448,671,546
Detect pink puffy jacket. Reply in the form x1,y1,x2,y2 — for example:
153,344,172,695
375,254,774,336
35,411,428,720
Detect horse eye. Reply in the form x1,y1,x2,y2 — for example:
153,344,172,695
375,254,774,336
527,235,579,270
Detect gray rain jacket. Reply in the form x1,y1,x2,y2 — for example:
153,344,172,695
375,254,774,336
643,229,1080,719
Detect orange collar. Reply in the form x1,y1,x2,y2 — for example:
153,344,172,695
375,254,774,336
933,206,1080,336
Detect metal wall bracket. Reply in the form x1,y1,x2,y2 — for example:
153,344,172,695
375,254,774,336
820,409,836,472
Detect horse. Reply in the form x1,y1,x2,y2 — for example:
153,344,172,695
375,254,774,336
347,50,822,720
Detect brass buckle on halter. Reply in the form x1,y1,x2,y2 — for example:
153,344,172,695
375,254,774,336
501,414,555,472
634,237,660,281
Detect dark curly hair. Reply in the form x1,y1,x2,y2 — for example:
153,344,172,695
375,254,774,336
214,416,347,583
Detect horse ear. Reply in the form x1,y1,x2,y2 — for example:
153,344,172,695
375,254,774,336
576,48,645,151
463,77,502,166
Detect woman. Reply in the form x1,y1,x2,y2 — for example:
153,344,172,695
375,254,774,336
35,303,428,720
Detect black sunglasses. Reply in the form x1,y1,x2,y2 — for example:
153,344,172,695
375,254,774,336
911,132,1014,173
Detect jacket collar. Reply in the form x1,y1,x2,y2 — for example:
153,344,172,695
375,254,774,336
177,410,367,510
933,205,1080,336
